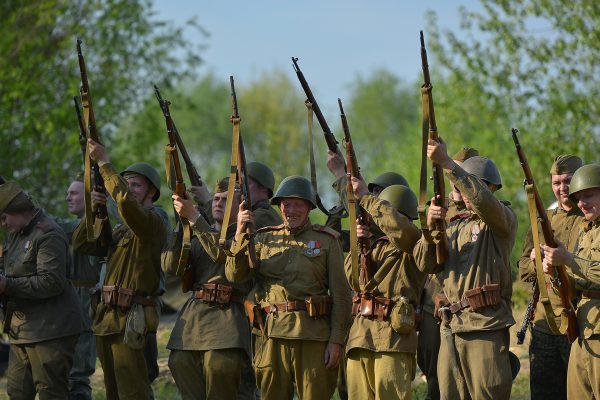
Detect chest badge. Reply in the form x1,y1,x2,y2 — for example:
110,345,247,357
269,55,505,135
24,240,31,250
471,224,480,242
306,240,322,255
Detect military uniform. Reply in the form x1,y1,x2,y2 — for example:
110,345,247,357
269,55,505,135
415,160,516,400
0,194,84,399
73,163,167,399
345,193,427,400
168,215,252,400
518,206,584,399
251,199,282,228
226,219,351,400
55,217,102,400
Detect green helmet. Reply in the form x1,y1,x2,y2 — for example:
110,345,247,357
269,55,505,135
462,156,502,189
568,163,600,203
247,161,275,198
368,172,410,193
379,185,418,220
121,162,161,201
271,176,317,209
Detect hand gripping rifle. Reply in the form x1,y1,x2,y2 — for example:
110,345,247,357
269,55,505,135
419,31,448,265
220,76,257,268
154,86,193,286
338,99,374,288
77,39,110,245
512,128,578,343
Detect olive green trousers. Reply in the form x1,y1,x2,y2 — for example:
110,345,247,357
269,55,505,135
346,348,415,400
567,336,600,399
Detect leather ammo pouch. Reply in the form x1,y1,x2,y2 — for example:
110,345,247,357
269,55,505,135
390,297,416,335
102,285,119,309
434,293,451,323
244,299,265,335
464,284,501,313
355,293,394,321
117,288,136,311
305,295,333,318
215,284,233,304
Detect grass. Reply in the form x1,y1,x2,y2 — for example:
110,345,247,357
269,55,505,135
0,282,535,399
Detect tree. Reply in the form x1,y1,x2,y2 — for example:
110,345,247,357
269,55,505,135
0,0,204,216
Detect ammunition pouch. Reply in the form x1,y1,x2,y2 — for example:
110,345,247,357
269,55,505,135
464,284,501,313
244,299,266,335
194,283,245,307
101,285,156,312
352,292,394,321
305,295,333,318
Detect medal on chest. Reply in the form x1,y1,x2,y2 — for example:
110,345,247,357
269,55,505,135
471,224,480,242
305,240,321,255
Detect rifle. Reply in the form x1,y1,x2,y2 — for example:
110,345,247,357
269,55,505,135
221,76,257,268
419,31,448,265
73,97,87,164
154,85,193,288
512,128,578,343
338,98,374,287
76,39,109,243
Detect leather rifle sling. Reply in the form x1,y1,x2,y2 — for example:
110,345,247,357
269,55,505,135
220,115,241,248
81,89,96,241
417,85,430,231
525,184,565,335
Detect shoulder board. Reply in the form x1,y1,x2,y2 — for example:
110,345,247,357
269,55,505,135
450,212,471,222
257,224,286,233
35,218,55,234
312,224,340,239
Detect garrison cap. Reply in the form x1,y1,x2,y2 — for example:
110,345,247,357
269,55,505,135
550,155,582,175
452,147,479,163
0,181,24,215
214,177,239,194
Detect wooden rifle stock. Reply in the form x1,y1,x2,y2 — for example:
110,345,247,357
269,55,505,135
420,31,448,264
73,97,87,164
511,128,578,342
339,99,374,284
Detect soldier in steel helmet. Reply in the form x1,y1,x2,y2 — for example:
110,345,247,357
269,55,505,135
417,139,517,400
344,179,432,399
226,176,352,400
167,177,252,399
541,163,600,398
246,161,283,228
0,180,84,399
518,155,584,400
72,139,167,399
417,146,479,400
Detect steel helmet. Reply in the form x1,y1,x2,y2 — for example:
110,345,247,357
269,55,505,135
568,163,600,203
271,176,317,209
368,172,410,193
379,185,418,220
121,162,161,201
461,156,502,189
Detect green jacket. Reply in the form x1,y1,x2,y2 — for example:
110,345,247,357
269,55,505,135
73,163,167,336
518,206,584,335
168,216,251,355
55,217,102,286
252,199,283,228
345,195,427,354
226,221,352,345
1,211,83,344
566,218,600,339
415,166,517,333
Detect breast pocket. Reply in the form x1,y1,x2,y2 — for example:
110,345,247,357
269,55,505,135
291,250,328,293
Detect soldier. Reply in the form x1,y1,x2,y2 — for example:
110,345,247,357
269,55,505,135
345,181,429,399
542,163,600,399
417,146,479,400
226,176,352,400
518,155,583,400
167,178,251,400
0,180,84,399
247,161,283,228
420,140,517,400
57,174,102,400
73,139,167,399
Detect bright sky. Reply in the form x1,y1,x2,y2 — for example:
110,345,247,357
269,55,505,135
153,0,483,107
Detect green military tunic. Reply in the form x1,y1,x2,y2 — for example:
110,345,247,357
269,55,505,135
72,163,167,399
344,195,427,399
564,218,600,398
2,211,84,399
252,199,283,228
414,166,517,400
168,216,251,400
226,220,352,400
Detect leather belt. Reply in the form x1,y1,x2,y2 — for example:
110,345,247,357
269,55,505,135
263,301,307,314
351,293,394,321
582,290,600,299
448,298,470,314
194,283,245,305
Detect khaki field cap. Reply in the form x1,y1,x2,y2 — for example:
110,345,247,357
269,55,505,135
247,161,275,198
452,147,479,163
121,162,161,201
462,156,502,189
549,155,582,175
378,185,419,220
0,181,24,214
368,172,410,192
271,176,317,209
568,163,600,203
